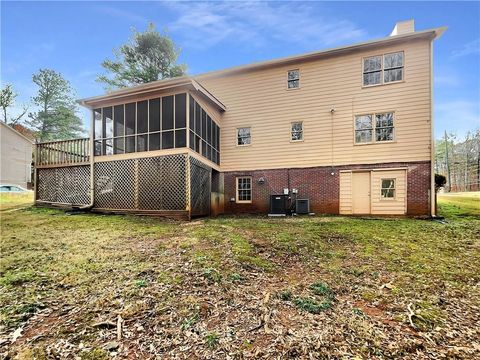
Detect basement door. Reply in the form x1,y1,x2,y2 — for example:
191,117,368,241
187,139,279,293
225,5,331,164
352,172,371,214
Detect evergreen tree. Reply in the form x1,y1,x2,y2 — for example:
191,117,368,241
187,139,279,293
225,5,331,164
27,69,84,141
97,23,186,89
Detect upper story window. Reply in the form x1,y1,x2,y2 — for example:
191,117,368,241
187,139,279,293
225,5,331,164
375,113,394,141
363,51,404,86
384,52,404,83
287,69,300,89
355,112,394,144
291,122,303,141
237,127,251,146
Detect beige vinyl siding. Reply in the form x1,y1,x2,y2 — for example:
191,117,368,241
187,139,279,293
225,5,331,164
198,38,431,172
0,123,33,188
371,170,407,215
339,172,353,214
340,169,406,215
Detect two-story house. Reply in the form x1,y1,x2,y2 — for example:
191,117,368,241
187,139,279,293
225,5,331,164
1,122,34,189
34,20,446,219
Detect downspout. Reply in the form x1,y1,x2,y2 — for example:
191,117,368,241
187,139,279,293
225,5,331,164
80,108,95,210
430,40,436,217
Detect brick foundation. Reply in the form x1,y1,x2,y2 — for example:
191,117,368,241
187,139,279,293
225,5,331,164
223,161,431,216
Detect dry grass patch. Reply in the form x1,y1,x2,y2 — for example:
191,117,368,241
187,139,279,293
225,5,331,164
1,194,479,358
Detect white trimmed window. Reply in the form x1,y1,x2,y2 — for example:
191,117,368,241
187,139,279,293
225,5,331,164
355,112,394,144
363,51,404,86
291,121,303,141
375,113,394,141
236,177,252,203
237,127,251,146
381,179,396,199
287,69,300,89
363,56,382,86
384,52,404,83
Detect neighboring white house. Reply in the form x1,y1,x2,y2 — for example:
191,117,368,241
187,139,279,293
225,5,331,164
0,122,34,188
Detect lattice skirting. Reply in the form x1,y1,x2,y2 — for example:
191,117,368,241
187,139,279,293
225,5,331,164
94,154,188,211
37,166,91,205
190,157,211,216
36,154,216,217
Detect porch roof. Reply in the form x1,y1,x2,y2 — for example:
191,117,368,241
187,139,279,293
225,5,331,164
78,77,226,112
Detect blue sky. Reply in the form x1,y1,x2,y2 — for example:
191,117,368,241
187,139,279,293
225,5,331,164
1,1,479,139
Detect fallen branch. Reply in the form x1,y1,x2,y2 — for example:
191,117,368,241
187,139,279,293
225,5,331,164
117,315,123,340
407,302,416,329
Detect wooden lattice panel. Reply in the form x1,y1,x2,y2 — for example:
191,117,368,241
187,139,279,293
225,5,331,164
190,157,211,216
94,154,188,211
37,166,91,205
94,160,135,209
138,156,187,210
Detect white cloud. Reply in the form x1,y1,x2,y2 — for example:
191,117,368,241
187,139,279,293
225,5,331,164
452,38,480,58
435,100,480,139
165,1,367,50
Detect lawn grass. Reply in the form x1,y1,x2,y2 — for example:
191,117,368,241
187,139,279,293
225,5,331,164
0,193,479,358
0,192,34,211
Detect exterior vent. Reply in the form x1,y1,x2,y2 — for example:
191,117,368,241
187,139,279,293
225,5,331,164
296,199,310,215
390,20,415,36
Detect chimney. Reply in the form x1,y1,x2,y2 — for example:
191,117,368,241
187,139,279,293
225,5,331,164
390,20,415,36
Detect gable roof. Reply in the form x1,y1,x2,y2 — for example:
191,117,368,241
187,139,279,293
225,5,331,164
195,26,446,80
78,77,226,111
78,26,446,108
0,122,34,144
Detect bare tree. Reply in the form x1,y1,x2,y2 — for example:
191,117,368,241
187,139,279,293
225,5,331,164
0,84,28,124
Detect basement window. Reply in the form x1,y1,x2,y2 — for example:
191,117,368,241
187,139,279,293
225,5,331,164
236,177,252,203
291,122,303,141
287,69,300,89
237,127,251,146
381,179,396,199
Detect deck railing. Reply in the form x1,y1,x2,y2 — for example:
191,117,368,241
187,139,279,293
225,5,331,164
35,138,90,167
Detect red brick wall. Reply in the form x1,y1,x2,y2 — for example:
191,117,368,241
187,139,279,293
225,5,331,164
223,161,431,216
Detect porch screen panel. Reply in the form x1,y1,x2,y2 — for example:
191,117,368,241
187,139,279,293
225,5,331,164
114,105,124,137
149,98,160,132
162,96,174,130
125,103,136,135
137,100,148,134
92,93,188,157
188,95,220,165
175,93,186,128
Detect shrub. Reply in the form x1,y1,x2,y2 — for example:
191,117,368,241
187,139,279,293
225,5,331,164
309,281,332,296
435,174,447,192
293,297,332,314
